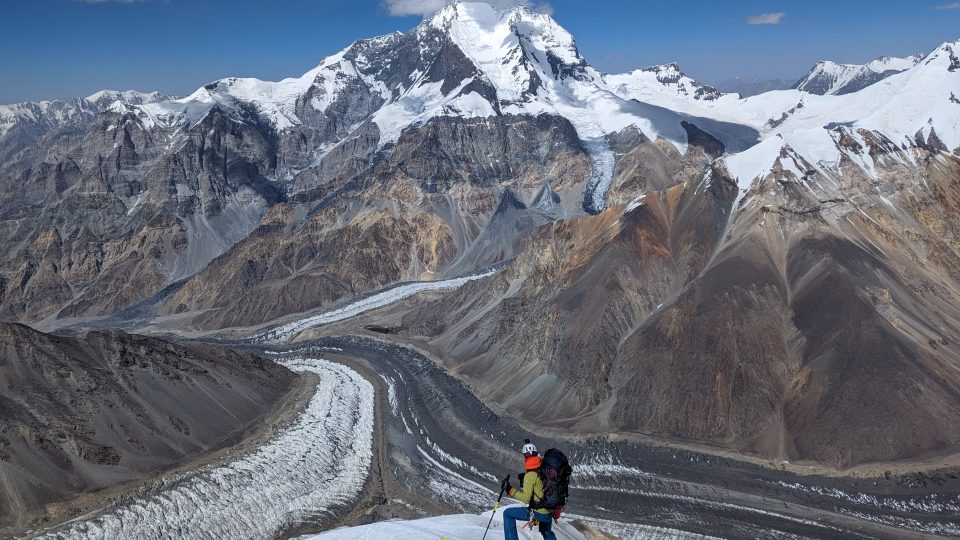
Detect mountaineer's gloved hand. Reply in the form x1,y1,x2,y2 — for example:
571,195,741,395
500,476,512,493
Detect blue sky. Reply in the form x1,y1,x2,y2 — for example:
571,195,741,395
2,0,959,103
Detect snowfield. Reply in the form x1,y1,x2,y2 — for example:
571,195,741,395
302,505,586,540
302,504,711,540
33,358,374,540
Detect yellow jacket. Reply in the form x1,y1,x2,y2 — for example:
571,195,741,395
508,470,550,514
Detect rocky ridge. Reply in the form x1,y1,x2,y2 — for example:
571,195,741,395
0,323,296,530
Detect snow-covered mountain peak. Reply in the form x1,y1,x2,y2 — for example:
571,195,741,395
425,1,560,33
426,1,500,28
52,4,955,220
105,100,132,115
0,89,171,142
793,54,924,95
94,1,768,215
866,54,922,72
604,62,726,103
921,39,960,71
643,62,684,81
422,0,586,89
134,37,390,131
719,40,960,201
84,90,169,107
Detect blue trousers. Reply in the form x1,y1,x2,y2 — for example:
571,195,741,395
503,506,556,540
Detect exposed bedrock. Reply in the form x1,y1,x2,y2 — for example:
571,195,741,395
0,107,282,323
162,114,593,330
380,148,960,469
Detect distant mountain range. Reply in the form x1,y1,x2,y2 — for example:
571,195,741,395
711,54,925,98
0,90,171,160
714,77,795,97
792,54,924,95
2,1,960,471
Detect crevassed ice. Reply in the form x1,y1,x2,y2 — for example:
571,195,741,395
34,358,375,540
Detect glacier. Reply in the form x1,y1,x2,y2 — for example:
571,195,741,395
253,267,498,343
31,358,375,540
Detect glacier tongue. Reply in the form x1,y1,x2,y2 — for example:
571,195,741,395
34,358,375,540
253,267,498,343
579,135,616,213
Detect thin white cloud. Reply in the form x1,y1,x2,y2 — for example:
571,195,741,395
383,0,446,16
383,0,552,18
746,12,786,25
935,2,960,9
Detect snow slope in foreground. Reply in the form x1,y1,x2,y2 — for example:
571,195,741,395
302,505,585,540
304,505,710,540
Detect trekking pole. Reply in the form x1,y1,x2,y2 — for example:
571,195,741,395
481,476,510,540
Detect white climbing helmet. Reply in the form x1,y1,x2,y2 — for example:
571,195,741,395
521,439,538,456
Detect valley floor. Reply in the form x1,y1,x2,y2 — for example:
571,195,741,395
25,336,959,539
278,337,960,540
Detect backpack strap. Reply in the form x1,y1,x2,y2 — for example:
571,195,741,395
527,469,544,513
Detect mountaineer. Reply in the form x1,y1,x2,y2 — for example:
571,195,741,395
499,439,572,540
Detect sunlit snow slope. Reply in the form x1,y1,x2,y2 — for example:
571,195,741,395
792,55,922,95
302,504,706,540
303,506,585,540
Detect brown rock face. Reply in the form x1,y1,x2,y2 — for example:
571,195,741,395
396,157,736,424
0,107,282,324
166,199,459,329
0,323,295,529
161,114,592,330
384,144,960,469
